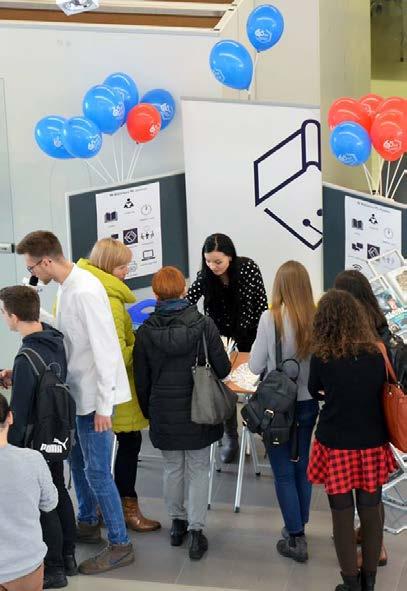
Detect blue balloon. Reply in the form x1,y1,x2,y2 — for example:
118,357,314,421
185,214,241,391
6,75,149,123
330,122,371,167
247,5,285,52
83,85,125,134
34,116,73,159
141,89,176,130
210,40,253,90
104,72,139,119
62,117,102,159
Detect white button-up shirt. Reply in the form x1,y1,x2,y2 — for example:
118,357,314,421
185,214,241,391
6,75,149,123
43,264,131,416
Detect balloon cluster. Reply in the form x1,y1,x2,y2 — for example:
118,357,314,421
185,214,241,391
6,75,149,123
34,72,176,160
329,95,407,167
209,5,284,91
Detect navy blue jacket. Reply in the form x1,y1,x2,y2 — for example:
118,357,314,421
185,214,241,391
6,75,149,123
9,324,67,447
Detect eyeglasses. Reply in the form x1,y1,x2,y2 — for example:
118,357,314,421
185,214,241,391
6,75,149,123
26,259,43,274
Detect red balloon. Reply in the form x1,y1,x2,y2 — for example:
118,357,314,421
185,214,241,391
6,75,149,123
126,104,161,143
328,97,371,131
359,93,383,121
371,113,405,161
376,96,406,118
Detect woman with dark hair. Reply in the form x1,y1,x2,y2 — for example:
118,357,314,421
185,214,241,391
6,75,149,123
334,270,391,345
308,289,396,591
187,234,268,462
333,270,396,569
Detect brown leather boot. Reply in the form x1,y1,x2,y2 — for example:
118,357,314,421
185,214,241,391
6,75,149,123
122,497,161,532
356,544,388,568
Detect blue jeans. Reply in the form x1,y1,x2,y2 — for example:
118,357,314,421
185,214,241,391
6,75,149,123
267,399,319,535
70,412,129,545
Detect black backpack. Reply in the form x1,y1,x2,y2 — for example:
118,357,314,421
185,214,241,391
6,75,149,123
241,326,300,458
18,348,76,462
387,335,407,391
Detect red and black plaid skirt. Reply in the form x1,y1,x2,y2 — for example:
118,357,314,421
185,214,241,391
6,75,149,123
307,439,397,495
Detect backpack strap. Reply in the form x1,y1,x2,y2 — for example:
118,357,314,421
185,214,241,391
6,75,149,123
17,348,47,377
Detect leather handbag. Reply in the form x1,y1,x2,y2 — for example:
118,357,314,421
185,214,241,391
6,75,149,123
378,342,407,453
191,332,237,425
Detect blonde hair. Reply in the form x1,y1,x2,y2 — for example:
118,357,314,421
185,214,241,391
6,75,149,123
271,261,315,360
89,238,132,275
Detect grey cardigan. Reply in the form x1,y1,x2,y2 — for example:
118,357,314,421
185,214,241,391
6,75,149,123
249,310,312,402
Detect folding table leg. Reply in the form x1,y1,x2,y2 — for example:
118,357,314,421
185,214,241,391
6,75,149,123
208,441,217,509
110,433,118,475
248,431,261,476
234,426,248,513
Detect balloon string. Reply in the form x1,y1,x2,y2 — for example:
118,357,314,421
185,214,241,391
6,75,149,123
120,129,124,182
390,170,406,200
247,52,260,101
86,161,108,184
385,160,391,198
129,145,143,180
126,144,139,181
387,155,403,197
112,136,120,182
363,164,373,195
96,156,115,183
375,157,384,195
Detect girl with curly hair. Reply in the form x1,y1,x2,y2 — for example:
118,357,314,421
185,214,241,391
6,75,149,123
307,289,396,591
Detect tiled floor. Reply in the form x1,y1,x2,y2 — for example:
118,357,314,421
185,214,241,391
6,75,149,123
70,431,407,591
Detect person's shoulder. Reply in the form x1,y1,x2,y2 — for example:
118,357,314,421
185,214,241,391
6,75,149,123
7,445,45,464
238,257,261,274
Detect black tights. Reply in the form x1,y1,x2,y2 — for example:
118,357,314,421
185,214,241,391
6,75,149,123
328,488,383,576
114,431,142,498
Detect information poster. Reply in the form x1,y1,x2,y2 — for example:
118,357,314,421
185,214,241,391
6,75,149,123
96,182,162,280
345,196,402,278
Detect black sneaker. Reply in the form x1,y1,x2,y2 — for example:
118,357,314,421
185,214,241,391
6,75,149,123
189,530,208,560
63,554,78,576
43,568,68,589
276,536,308,563
170,519,188,547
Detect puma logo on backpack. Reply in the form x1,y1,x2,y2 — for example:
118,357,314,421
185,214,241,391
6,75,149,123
18,348,76,462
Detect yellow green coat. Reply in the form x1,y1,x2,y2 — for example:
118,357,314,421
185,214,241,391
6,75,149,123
77,259,148,432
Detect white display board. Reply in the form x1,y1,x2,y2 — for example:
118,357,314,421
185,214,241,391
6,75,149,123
96,182,162,279
345,196,402,279
182,98,323,295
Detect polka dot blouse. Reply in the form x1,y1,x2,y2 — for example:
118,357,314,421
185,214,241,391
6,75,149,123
186,257,268,338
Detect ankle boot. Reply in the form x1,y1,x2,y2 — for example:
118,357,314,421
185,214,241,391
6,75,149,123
361,570,376,591
43,568,68,589
170,519,188,546
121,497,161,532
189,530,208,560
335,572,361,591
63,554,78,576
76,521,102,544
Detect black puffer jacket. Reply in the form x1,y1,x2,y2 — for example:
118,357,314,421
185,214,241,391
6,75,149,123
134,304,231,450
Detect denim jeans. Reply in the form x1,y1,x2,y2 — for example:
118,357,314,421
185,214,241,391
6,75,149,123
267,399,319,535
70,412,129,545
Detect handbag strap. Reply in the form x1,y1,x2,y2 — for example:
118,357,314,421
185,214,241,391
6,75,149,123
377,341,398,384
194,325,210,367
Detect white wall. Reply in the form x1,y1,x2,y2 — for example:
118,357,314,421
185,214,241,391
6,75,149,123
182,99,323,297
319,0,371,191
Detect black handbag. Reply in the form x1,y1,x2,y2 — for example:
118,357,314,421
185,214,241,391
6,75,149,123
191,332,237,425
241,325,300,459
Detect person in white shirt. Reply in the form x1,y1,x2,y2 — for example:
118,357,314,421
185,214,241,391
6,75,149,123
16,231,134,575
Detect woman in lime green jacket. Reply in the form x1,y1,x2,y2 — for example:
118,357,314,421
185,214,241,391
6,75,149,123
78,238,160,532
